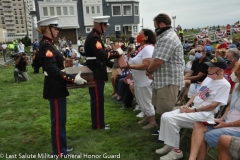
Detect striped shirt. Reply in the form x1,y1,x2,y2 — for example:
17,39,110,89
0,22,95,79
152,28,184,89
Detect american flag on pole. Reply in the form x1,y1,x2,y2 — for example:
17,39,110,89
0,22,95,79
197,86,212,100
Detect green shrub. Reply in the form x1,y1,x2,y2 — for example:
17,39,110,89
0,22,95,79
18,35,31,47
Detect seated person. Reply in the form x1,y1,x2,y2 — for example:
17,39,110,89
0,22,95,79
218,135,240,160
155,57,230,160
69,45,81,67
120,76,134,109
215,49,226,58
224,48,240,94
114,68,131,101
183,39,190,55
217,39,229,50
184,45,210,98
188,62,240,160
14,50,29,83
184,49,195,75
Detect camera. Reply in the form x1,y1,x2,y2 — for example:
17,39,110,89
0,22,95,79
10,51,26,59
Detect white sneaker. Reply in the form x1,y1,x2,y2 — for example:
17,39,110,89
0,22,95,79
133,105,141,111
155,145,172,155
160,150,183,160
136,111,144,118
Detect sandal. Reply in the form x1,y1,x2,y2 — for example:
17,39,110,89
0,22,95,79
142,123,158,129
138,118,148,124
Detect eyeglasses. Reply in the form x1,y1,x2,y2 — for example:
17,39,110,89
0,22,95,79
195,50,203,53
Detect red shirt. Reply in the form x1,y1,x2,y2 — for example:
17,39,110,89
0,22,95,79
217,43,228,49
224,68,235,89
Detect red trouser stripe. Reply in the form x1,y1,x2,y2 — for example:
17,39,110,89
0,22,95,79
54,99,61,156
94,80,100,129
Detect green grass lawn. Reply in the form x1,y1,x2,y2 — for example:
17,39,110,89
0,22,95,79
0,66,218,160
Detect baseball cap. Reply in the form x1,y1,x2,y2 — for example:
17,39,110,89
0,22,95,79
227,44,237,49
205,57,227,70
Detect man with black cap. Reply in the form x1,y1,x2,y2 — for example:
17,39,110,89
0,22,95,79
36,16,86,157
84,16,120,130
155,57,231,160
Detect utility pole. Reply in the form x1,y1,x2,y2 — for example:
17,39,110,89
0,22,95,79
140,18,143,29
172,16,176,31
23,0,29,38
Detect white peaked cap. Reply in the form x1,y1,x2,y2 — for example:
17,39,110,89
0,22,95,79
93,16,110,25
37,16,59,27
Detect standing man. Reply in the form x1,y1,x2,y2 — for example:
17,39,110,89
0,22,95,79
32,39,39,50
2,42,7,62
84,16,120,130
18,41,25,52
146,13,184,115
36,16,86,157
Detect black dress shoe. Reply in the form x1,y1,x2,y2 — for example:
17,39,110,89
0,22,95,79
120,105,131,109
67,148,74,153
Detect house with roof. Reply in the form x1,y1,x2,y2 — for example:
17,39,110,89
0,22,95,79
34,0,139,43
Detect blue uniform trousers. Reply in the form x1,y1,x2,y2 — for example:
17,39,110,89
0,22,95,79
49,98,67,156
89,81,105,129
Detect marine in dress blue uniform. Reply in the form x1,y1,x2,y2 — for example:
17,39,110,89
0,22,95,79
84,16,120,130
36,16,86,157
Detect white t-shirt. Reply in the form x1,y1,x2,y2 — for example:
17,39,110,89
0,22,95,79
77,40,82,46
130,45,154,87
185,61,192,74
70,49,80,58
193,77,230,115
18,43,25,51
1,44,7,49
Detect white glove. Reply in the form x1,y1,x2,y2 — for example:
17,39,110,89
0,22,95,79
74,71,87,85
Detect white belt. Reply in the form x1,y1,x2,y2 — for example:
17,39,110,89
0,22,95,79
86,57,96,60
44,71,48,76
44,69,65,76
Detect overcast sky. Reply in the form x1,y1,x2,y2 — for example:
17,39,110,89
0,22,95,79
139,0,240,30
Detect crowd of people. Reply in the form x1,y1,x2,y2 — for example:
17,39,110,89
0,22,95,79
105,15,240,160
1,13,240,159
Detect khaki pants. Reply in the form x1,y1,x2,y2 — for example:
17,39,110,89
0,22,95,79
152,85,179,115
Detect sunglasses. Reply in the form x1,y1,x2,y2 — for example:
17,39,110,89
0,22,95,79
195,50,203,53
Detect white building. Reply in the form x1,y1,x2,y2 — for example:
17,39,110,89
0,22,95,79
0,0,34,42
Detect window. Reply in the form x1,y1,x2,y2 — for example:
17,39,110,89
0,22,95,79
128,26,132,31
112,5,121,16
50,7,55,16
43,7,48,16
86,6,89,14
56,7,61,15
63,7,68,15
97,6,100,14
86,27,92,33
69,6,74,15
123,5,132,16
134,5,139,16
115,25,121,31
91,6,95,14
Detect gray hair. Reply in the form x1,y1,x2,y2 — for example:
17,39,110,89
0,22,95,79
196,45,206,53
227,48,240,60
